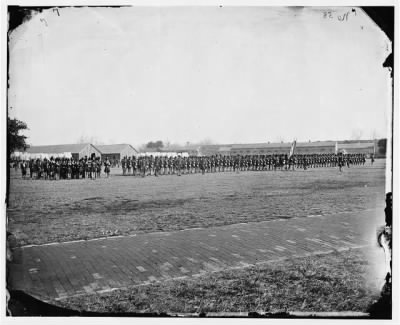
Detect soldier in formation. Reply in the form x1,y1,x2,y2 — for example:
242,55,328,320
19,155,110,180
120,153,367,177
16,152,367,180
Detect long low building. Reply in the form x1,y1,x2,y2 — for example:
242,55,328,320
161,145,201,156
96,144,138,161
176,141,377,156
336,142,375,155
199,141,337,156
23,143,102,160
229,141,337,155
19,143,139,161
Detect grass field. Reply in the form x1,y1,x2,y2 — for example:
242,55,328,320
7,160,386,246
7,160,388,314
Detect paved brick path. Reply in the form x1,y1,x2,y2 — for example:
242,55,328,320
8,208,385,302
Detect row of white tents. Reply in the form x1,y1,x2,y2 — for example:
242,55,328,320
11,151,190,160
11,152,73,160
137,152,189,158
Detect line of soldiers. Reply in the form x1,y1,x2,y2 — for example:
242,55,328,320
18,156,112,180
121,153,368,177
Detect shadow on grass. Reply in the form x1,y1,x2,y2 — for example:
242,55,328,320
7,290,170,317
367,280,392,319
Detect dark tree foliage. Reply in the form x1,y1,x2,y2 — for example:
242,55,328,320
6,117,29,206
377,138,387,156
146,140,164,150
7,117,29,154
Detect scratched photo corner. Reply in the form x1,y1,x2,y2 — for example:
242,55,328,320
3,1,396,321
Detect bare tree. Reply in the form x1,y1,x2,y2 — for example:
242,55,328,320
76,135,104,145
197,138,215,145
351,129,363,140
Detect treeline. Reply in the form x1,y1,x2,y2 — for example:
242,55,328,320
376,139,387,157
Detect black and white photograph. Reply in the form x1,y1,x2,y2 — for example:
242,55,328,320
2,0,398,321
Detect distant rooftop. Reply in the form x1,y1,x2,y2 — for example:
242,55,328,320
230,141,336,149
96,144,137,154
338,142,375,149
162,144,201,152
26,143,94,154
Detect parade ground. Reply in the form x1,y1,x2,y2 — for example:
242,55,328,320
7,159,387,313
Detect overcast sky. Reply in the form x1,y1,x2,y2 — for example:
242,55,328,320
8,6,391,147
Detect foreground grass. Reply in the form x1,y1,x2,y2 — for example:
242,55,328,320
8,163,385,246
52,249,380,314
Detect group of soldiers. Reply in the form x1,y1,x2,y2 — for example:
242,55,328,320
121,153,368,177
17,156,112,180
14,152,369,180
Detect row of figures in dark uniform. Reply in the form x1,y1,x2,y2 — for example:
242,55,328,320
18,156,112,180
121,153,368,177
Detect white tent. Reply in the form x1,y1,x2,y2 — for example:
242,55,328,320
138,152,189,158
63,152,72,158
12,151,73,160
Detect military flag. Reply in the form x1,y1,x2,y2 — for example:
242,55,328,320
289,139,297,157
